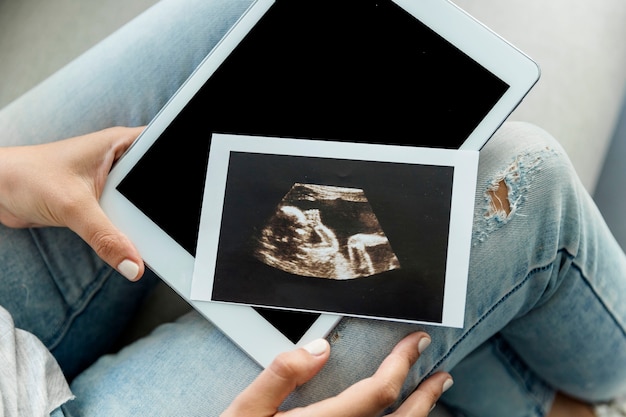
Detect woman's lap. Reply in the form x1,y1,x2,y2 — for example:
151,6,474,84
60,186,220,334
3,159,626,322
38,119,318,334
63,122,626,417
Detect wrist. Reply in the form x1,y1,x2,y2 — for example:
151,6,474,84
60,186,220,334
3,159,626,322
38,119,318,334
0,146,23,205
0,147,9,196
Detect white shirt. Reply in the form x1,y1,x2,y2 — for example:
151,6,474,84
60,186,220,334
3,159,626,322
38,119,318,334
0,306,72,417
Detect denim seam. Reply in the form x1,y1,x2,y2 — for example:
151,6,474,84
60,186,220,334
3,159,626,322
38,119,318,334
28,229,115,350
423,263,558,416
491,335,552,417
429,247,625,415
570,252,626,338
49,270,112,351
425,260,556,378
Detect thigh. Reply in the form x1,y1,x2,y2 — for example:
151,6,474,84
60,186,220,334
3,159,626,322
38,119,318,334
0,225,158,380
64,311,260,417
0,0,254,145
441,120,626,413
440,335,554,417
474,125,626,402
0,226,104,341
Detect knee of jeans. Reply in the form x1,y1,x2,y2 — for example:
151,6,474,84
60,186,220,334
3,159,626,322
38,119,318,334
472,122,576,245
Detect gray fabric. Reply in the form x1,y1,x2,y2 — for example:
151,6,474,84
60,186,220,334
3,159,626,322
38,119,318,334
0,306,72,417
594,96,626,251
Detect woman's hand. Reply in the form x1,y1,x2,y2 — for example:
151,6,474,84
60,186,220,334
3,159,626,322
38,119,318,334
0,127,145,281
222,332,453,417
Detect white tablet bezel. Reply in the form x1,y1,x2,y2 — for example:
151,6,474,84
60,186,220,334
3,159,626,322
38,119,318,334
101,0,539,368
398,0,540,151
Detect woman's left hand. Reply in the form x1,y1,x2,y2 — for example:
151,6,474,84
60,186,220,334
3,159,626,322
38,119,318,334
0,127,145,281
222,331,453,417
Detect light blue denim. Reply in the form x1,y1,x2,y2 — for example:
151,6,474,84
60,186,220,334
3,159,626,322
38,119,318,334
0,0,624,416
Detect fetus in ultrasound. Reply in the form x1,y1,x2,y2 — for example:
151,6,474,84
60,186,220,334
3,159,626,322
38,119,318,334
253,183,400,279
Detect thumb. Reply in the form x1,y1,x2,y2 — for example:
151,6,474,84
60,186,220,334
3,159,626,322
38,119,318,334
67,198,145,281
222,338,330,416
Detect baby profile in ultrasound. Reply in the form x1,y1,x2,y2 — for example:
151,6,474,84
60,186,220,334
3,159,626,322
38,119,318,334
252,183,401,280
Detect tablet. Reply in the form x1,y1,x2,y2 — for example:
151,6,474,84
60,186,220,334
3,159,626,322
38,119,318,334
101,0,539,368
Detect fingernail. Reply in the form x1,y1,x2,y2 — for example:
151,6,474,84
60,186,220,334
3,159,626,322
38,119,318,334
418,336,431,354
118,259,140,281
302,338,328,356
442,377,454,393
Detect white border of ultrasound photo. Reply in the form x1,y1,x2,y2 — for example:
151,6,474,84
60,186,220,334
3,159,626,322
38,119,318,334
191,133,479,327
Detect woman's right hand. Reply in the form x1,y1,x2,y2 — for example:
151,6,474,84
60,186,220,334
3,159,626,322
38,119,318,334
221,331,453,417
0,127,145,281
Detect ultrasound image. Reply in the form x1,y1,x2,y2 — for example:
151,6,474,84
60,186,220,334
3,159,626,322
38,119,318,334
253,183,401,279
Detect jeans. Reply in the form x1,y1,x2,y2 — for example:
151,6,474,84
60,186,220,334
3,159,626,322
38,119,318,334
0,0,624,416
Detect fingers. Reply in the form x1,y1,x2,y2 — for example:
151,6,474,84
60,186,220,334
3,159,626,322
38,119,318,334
68,198,145,281
223,332,451,417
65,126,146,281
221,338,330,417
390,372,453,416
104,126,145,161
297,332,430,417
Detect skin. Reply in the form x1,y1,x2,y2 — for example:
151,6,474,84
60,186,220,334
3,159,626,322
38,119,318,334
0,127,596,416
222,332,454,417
549,393,595,417
0,126,146,281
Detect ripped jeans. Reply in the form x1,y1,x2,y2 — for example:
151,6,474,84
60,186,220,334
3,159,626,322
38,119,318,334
0,0,624,416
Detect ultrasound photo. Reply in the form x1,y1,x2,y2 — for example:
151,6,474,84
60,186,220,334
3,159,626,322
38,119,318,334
191,134,477,325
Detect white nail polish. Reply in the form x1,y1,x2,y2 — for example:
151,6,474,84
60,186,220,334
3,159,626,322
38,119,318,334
442,378,454,393
302,339,328,356
418,336,431,354
118,259,139,281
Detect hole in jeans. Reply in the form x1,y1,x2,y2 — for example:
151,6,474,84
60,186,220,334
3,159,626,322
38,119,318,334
487,179,511,217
